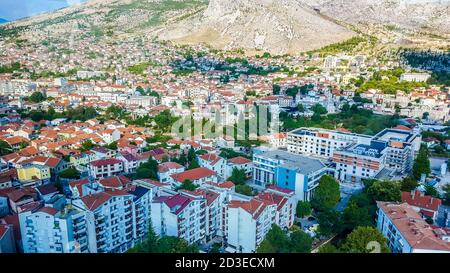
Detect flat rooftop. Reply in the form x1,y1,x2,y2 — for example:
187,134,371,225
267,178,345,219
257,149,326,175
374,128,416,143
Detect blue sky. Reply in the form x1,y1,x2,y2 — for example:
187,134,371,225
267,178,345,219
0,0,86,21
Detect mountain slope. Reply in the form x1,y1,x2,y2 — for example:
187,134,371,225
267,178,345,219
158,0,355,55
299,0,450,34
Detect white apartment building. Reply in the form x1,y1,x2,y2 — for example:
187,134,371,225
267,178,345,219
125,96,157,108
377,202,450,253
157,162,185,183
198,154,226,180
74,190,137,253
225,156,253,179
226,198,277,253
89,158,123,179
372,128,421,174
287,128,371,158
19,203,92,253
151,192,207,244
169,167,218,188
333,142,387,183
258,186,296,230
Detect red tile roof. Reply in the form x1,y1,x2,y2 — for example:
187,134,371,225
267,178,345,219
217,181,235,189
377,202,450,251
229,199,270,220
158,162,184,173
90,158,122,167
228,156,252,165
170,167,216,183
154,194,193,215
39,207,59,216
21,156,61,168
99,175,130,189
401,190,442,212
199,153,222,165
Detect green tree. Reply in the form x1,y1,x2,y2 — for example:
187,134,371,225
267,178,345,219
178,179,198,191
128,222,159,253
257,225,290,253
235,184,254,196
366,180,401,202
154,110,177,133
136,86,145,95
413,145,431,180
0,140,12,156
297,104,305,112
156,236,199,253
317,209,343,237
311,103,328,115
400,177,419,192
187,147,196,162
210,243,221,253
311,175,340,211
187,158,200,170
227,168,247,185
442,184,450,205
272,84,281,95
296,201,311,218
80,140,95,152
318,243,340,253
58,167,80,179
29,91,46,103
134,158,158,179
340,226,390,253
342,202,373,232
424,184,439,198
289,230,313,253
106,141,118,150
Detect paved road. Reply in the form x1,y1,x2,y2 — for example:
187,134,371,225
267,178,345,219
336,183,364,212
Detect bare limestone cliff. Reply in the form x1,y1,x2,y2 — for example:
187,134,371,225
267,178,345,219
158,0,355,55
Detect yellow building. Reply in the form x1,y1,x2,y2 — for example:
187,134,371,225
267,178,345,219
17,164,51,185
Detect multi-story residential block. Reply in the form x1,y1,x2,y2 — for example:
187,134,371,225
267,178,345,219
169,167,217,188
225,156,253,179
191,189,221,242
287,128,371,158
70,151,97,167
74,190,136,253
372,128,420,174
157,162,185,183
226,198,277,253
21,156,69,182
289,127,420,183
253,148,327,201
91,147,117,159
198,154,226,180
377,202,450,253
261,186,296,229
116,152,138,174
19,203,92,253
89,158,123,179
333,141,387,183
17,164,51,186
151,192,207,244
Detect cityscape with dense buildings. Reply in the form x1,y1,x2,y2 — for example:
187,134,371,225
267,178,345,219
0,0,449,257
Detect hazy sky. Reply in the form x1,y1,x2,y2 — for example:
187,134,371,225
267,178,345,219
0,0,86,21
